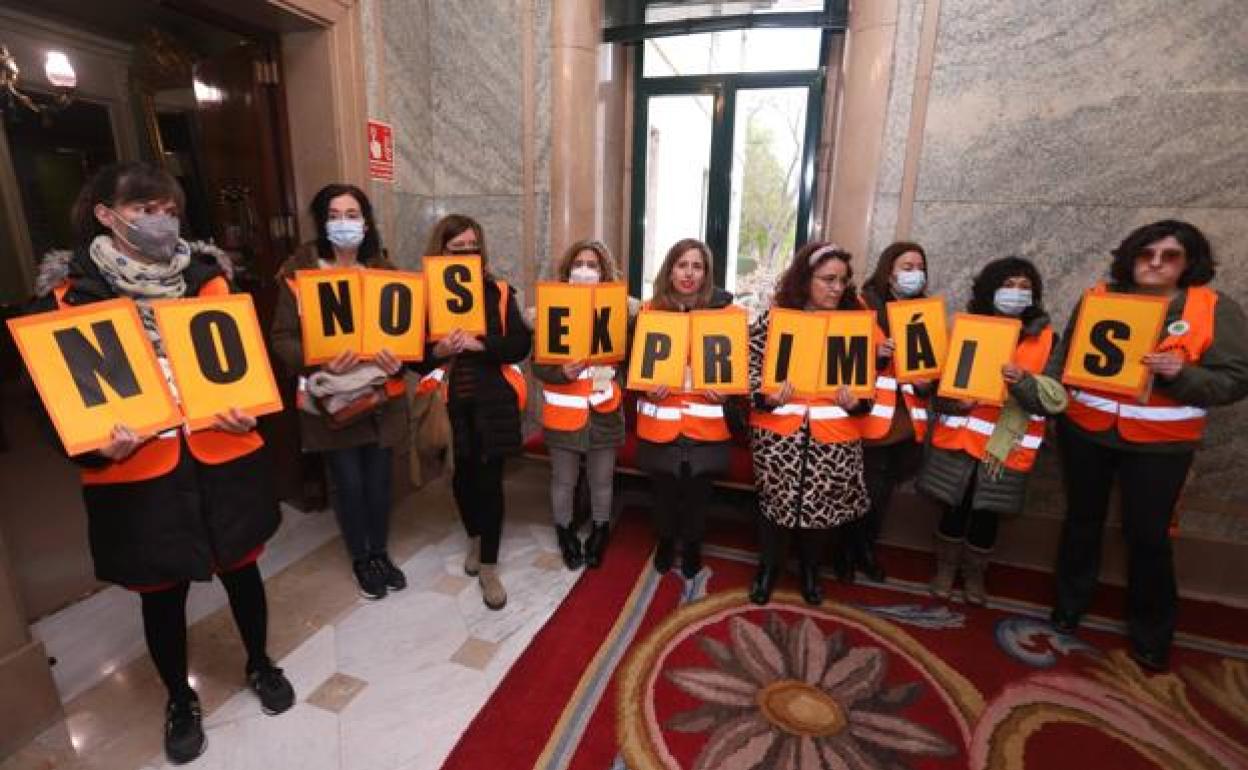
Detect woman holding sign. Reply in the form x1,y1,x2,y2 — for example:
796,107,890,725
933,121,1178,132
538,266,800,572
271,183,410,602
532,240,628,570
27,163,293,764
1048,221,1248,671
918,257,1064,606
636,238,735,579
747,243,871,606
843,241,935,582
413,215,531,610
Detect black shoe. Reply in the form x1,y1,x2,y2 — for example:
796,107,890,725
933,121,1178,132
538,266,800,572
1129,646,1169,674
654,538,675,573
371,553,407,591
681,541,702,579
164,695,206,765
855,544,887,583
556,525,584,570
749,564,778,605
800,562,824,606
832,546,855,584
352,558,387,600
247,662,296,715
584,522,610,569
1049,608,1079,636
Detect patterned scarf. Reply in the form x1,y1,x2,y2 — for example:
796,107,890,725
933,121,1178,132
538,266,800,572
88,235,192,355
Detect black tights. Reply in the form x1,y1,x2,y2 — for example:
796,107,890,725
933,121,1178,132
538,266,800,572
650,466,714,543
140,562,270,703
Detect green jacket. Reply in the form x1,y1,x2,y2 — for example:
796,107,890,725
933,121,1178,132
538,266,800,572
1043,284,1248,453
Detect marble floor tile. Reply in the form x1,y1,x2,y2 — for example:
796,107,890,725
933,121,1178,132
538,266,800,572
305,672,369,714
431,573,472,596
449,637,500,671
532,550,564,571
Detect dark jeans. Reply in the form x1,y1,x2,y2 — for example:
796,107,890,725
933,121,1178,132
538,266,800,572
650,464,714,543
1054,422,1193,656
446,402,507,564
758,516,832,571
862,441,922,544
140,562,269,702
324,443,394,562
937,474,999,550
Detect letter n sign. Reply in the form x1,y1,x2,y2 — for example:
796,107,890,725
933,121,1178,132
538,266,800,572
296,268,363,365
7,298,181,455
152,295,284,431
1062,290,1168,397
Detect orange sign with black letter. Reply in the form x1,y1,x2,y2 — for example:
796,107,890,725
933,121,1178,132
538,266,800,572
534,282,594,364
626,310,690,390
937,313,1022,406
361,269,426,360
818,310,877,399
886,296,948,382
690,308,749,394
1062,291,1168,397
296,268,363,365
425,255,486,339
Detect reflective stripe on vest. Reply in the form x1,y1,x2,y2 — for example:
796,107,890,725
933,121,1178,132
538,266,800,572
859,371,929,442
750,399,861,444
636,394,730,443
1066,285,1215,443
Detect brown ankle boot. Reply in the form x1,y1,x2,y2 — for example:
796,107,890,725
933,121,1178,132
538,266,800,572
478,564,507,610
928,534,962,600
961,544,991,606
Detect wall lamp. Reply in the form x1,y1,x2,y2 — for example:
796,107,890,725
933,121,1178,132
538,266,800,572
1,44,77,120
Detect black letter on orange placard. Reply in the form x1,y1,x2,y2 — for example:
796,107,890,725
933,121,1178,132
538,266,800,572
1084,320,1128,376
444,265,474,313
547,307,571,355
318,280,355,336
701,335,731,385
825,335,869,387
639,333,671,379
952,340,978,389
905,313,937,371
378,283,413,335
53,322,141,407
591,307,613,355
189,310,247,385
772,333,794,383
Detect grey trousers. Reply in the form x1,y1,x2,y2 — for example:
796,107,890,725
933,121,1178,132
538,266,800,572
549,446,616,526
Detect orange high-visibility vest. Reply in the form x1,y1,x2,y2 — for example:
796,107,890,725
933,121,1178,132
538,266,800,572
636,392,730,443
541,368,622,432
413,279,528,411
1066,284,1215,443
53,275,264,484
930,326,1054,472
858,367,930,442
750,397,861,444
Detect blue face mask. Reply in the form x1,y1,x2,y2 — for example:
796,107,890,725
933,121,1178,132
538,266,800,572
326,219,365,249
893,269,926,298
993,287,1033,316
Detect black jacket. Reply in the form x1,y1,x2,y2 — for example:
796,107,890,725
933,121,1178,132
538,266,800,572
26,245,280,586
413,276,532,459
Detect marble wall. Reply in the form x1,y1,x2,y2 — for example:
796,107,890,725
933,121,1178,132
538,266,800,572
361,0,552,302
869,0,1248,534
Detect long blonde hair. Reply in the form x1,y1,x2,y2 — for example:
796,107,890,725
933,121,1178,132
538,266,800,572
552,239,620,282
650,238,714,310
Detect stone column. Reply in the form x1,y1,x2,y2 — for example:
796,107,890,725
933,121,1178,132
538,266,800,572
548,0,602,260
0,526,61,757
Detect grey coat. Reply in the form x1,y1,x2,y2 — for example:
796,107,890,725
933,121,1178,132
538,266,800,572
531,363,625,452
915,313,1061,515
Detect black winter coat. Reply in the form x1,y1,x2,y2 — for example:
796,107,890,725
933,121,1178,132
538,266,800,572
413,277,532,460
26,246,280,587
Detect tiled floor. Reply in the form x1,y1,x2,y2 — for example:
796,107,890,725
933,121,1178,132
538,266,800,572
2,459,584,770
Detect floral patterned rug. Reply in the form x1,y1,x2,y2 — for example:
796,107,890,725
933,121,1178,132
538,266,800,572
440,514,1248,770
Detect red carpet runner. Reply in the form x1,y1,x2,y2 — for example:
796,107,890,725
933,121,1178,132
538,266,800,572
440,513,1248,770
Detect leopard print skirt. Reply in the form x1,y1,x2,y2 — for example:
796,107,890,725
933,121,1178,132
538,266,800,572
750,425,870,529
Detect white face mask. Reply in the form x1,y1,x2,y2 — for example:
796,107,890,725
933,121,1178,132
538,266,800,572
569,265,601,284
993,287,1033,316
893,269,926,298
326,219,365,249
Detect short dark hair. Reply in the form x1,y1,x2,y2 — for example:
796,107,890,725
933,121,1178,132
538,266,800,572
1109,220,1216,288
968,256,1045,321
424,214,488,263
865,241,927,301
71,162,186,247
310,183,383,264
772,241,859,310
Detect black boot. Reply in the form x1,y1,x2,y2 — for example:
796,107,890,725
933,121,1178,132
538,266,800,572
749,563,778,605
681,540,702,579
855,542,887,583
556,525,584,570
654,538,675,573
832,542,855,584
583,522,610,569
800,561,824,606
